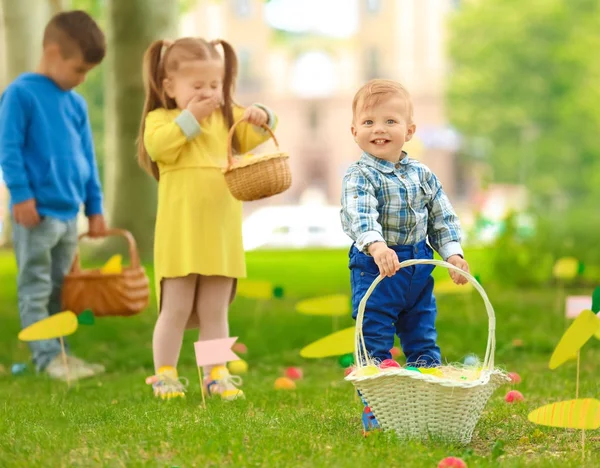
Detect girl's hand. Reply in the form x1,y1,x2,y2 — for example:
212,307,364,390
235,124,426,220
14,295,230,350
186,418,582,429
242,106,268,127
187,95,220,122
447,255,470,285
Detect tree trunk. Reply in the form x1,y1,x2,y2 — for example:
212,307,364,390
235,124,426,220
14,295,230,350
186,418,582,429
0,0,51,246
104,0,178,261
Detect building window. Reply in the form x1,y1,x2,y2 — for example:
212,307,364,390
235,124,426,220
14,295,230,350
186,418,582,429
365,0,381,14
365,47,380,80
232,0,251,18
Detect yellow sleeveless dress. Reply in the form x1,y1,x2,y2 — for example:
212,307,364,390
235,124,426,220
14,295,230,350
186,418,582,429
144,106,276,317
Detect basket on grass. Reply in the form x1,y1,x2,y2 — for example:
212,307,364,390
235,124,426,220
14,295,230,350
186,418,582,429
345,259,510,445
223,119,291,202
61,229,150,317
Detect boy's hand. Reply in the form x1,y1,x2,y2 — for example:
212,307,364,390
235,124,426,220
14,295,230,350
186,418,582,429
447,255,469,285
88,214,107,238
368,242,401,277
242,106,268,127
187,95,220,122
13,199,41,228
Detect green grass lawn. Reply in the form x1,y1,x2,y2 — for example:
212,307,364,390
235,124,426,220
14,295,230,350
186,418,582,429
1,248,599,467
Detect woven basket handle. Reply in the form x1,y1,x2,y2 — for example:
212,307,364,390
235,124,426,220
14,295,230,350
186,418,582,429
354,259,496,372
226,117,280,170
70,228,141,274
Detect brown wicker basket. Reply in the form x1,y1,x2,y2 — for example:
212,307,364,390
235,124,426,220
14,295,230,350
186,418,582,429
223,119,291,201
61,229,150,317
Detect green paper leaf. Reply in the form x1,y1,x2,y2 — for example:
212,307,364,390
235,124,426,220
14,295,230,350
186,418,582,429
592,287,600,314
272,286,285,299
578,261,586,275
77,309,95,326
474,274,482,286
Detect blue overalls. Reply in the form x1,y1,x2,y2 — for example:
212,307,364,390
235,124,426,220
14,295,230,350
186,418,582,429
349,239,441,367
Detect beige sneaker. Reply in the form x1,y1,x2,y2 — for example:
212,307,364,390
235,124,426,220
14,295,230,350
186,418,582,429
67,355,105,375
45,355,97,381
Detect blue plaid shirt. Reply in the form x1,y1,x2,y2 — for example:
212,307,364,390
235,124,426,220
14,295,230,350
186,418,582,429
340,152,463,261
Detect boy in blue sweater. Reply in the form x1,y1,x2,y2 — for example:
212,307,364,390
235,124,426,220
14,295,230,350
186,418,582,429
0,11,107,381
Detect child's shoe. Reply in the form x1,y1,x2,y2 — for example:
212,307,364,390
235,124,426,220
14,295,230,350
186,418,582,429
146,366,187,400
45,354,102,381
362,405,381,435
204,365,244,401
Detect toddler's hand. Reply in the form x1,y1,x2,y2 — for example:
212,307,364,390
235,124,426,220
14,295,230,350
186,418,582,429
13,199,41,228
88,214,107,238
368,242,401,277
242,106,268,127
447,255,469,285
187,95,220,122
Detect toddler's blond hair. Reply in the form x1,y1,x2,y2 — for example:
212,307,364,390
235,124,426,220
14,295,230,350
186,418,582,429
352,79,414,124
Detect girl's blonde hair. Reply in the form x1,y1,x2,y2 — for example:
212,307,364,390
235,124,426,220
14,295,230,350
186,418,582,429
137,37,240,180
352,79,414,124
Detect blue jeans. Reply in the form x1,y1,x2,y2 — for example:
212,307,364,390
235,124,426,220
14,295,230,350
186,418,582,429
349,240,441,366
12,217,78,371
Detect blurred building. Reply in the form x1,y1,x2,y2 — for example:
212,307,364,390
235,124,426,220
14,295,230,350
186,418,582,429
183,0,464,212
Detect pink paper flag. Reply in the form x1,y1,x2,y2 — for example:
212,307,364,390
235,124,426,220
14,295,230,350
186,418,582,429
566,296,592,319
194,337,240,367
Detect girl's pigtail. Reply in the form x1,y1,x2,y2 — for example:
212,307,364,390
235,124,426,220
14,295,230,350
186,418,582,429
137,39,168,181
213,39,240,154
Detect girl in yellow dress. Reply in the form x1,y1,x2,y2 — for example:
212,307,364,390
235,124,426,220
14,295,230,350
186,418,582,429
136,37,277,400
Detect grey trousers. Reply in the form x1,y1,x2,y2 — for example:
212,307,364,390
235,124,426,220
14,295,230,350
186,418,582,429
12,216,78,371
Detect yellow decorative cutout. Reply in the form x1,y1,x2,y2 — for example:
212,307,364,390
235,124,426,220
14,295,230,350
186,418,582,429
434,280,473,295
300,326,354,358
549,310,600,369
528,399,600,429
236,279,273,300
295,294,349,316
18,311,78,341
100,254,123,274
552,257,579,280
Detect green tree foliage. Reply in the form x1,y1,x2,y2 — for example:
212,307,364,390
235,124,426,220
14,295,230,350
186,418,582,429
448,0,600,264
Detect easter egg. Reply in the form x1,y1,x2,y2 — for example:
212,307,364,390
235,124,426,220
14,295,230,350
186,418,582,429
379,359,401,369
11,363,27,375
406,366,421,372
507,372,521,384
355,365,379,377
232,342,248,354
389,346,401,357
285,366,303,380
344,366,355,377
420,367,443,377
463,354,479,366
227,359,248,375
274,377,296,390
505,390,524,403
338,353,354,368
438,456,467,468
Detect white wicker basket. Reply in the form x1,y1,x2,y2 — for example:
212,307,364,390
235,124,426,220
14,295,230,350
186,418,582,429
345,259,509,445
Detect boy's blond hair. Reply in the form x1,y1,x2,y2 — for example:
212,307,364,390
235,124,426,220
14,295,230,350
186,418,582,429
352,79,414,124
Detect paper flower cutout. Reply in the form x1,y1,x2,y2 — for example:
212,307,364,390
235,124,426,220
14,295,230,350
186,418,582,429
237,279,273,300
300,326,354,358
552,257,579,280
528,398,600,430
295,294,349,316
18,311,78,341
549,310,599,369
